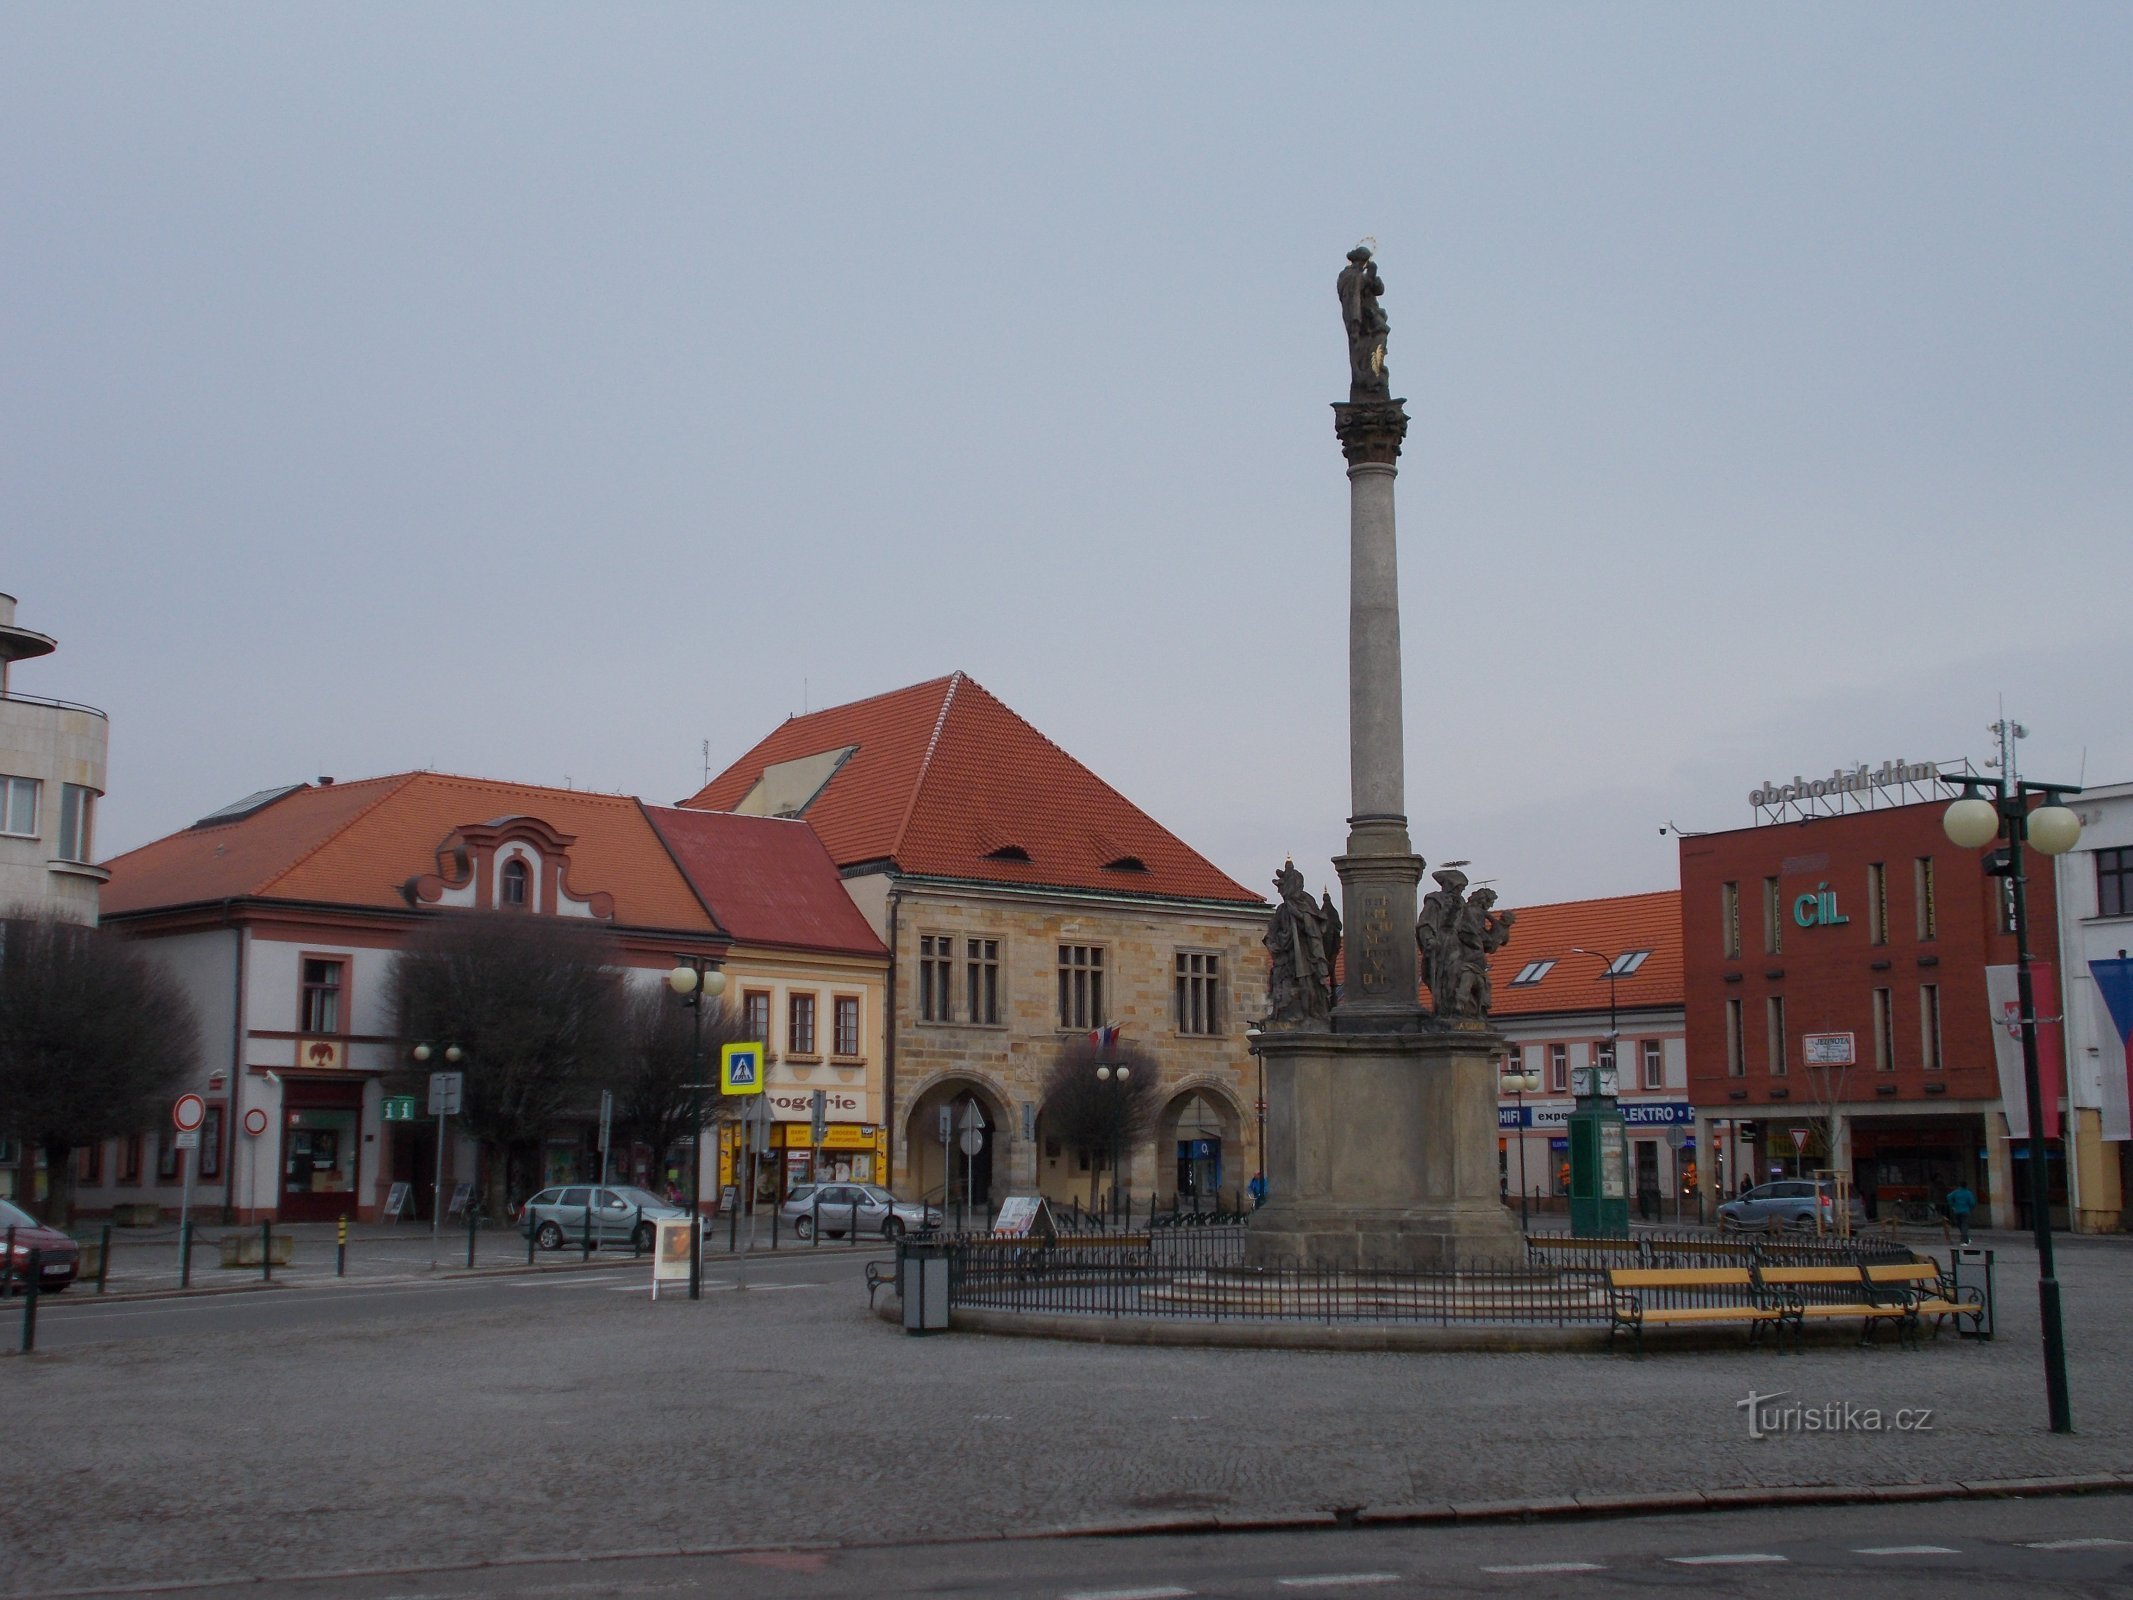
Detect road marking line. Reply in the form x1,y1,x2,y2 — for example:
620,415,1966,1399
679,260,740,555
1856,1545,1959,1556
1479,1562,1605,1574
2024,1537,2131,1550
1061,1588,1195,1600
1667,1553,1788,1566
1277,1573,1404,1587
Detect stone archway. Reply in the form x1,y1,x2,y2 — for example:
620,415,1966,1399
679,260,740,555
900,1073,1013,1208
1155,1078,1248,1209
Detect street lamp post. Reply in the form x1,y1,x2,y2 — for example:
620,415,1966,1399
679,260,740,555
1943,763,2084,1435
1570,947,1621,1081
1095,1062,1130,1226
1502,1064,1540,1233
666,956,729,1301
412,1042,462,1270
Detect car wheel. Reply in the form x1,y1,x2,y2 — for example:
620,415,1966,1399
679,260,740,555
535,1221,563,1251
880,1216,905,1242
795,1215,814,1240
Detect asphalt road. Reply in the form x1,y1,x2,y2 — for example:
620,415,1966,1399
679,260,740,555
57,1495,2133,1599
24,1246,867,1348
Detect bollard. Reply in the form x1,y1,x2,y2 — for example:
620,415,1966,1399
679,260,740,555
1,1225,13,1297
728,1202,738,1253
581,1200,592,1262
466,1206,478,1270
635,1206,645,1258
261,1220,273,1282
851,1195,861,1242
97,1223,112,1294
527,1211,537,1265
811,1194,821,1248
21,1250,40,1353
771,1205,780,1251
336,1216,348,1277
180,1220,194,1290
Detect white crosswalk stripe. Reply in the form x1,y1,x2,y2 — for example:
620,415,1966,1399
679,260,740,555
1667,1553,1788,1566
1480,1562,1605,1574
2023,1537,2131,1550
1061,1588,1195,1600
1856,1545,1959,1556
1276,1575,1403,1588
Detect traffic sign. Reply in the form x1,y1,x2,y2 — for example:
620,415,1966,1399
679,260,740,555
958,1127,984,1157
1789,1127,1811,1153
381,1095,420,1122
809,1088,827,1149
427,1071,464,1116
172,1093,206,1133
174,1129,200,1151
1666,1125,1688,1149
958,1102,985,1134
720,1041,765,1095
242,1107,269,1138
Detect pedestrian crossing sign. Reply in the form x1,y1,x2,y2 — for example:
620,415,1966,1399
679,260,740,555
720,1042,766,1095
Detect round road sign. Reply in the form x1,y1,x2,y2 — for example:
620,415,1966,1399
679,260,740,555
958,1127,984,1157
242,1107,270,1138
172,1093,207,1133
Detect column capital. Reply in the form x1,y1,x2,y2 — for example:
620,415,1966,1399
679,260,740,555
1333,399,1409,467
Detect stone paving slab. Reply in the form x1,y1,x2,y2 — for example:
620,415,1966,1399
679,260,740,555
0,1236,2125,1596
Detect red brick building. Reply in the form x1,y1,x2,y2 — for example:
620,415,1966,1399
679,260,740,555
1680,798,2064,1229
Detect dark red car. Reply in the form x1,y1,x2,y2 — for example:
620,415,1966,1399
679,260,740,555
0,1198,80,1293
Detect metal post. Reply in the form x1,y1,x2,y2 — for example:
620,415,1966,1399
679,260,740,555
261,1220,272,1282
688,969,705,1302
1,1225,13,1297
527,1215,536,1265
180,1220,194,1290
466,1205,477,1271
431,1106,447,1271
812,1192,820,1248
581,1194,592,1262
851,1195,860,1242
771,1205,780,1251
1515,1086,1530,1235
21,1250,39,1353
336,1215,347,1277
97,1223,111,1294
728,1192,738,1252
635,1205,645,1258
2007,805,2073,1433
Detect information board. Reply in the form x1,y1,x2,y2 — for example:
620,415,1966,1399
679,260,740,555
991,1195,1054,1238
650,1217,695,1299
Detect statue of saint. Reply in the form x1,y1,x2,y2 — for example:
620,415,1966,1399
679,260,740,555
1265,860,1337,1022
1454,887,1515,1018
1418,869,1514,1021
1337,245,1390,402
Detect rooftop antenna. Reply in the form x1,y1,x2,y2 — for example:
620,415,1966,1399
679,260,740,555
702,738,711,787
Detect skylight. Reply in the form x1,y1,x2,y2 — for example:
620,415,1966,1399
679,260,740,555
1606,950,1651,977
1511,959,1555,986
191,784,305,828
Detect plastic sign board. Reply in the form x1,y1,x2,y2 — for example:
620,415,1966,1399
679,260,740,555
381,1095,420,1122
719,1042,765,1095
992,1195,1056,1239
427,1072,464,1116
1802,1032,1856,1067
173,1129,200,1151
651,1218,694,1299
172,1094,206,1133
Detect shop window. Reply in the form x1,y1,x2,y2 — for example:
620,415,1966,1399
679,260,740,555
1766,996,1787,1076
742,990,770,1043
1725,999,1745,1077
1057,944,1105,1030
1761,878,1783,955
301,958,344,1035
1872,988,1893,1071
1175,951,1222,1035
788,993,818,1057
1920,984,1943,1071
1866,863,1887,945
918,935,953,1022
1914,857,1937,940
1721,882,1740,959
965,938,1000,1025
1549,1043,1568,1093
284,1114,356,1199
832,995,861,1058
2100,847,2133,919
1641,1039,1664,1090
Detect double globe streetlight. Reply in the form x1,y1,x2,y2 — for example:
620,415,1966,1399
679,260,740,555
410,1042,462,1266
666,958,728,1300
1095,1062,1131,1223
1943,778,2083,1434
1501,1064,1541,1233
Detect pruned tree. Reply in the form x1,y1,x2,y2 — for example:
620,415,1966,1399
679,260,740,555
608,984,749,1197
1039,1034,1159,1208
0,913,200,1227
387,911,627,1218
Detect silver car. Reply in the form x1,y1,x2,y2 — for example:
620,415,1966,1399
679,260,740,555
1718,1179,1871,1233
780,1183,940,1241
521,1185,690,1251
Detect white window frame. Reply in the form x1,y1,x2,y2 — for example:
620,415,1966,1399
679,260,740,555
0,775,37,838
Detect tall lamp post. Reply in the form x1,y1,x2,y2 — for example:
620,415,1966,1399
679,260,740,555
666,956,728,1301
1570,947,1621,1082
1502,1063,1540,1233
1095,1062,1130,1224
1942,762,2083,1435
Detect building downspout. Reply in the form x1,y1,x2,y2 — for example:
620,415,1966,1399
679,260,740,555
225,914,245,1223
885,883,900,1191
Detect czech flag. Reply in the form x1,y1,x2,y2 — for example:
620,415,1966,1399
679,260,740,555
2090,957,2133,1142
1089,1025,1121,1054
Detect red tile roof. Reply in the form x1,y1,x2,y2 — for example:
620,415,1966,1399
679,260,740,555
1484,890,1683,1017
100,772,716,932
644,807,885,958
683,672,1262,905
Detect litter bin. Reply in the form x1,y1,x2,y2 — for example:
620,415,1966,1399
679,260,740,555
1948,1245,1994,1339
901,1236,950,1335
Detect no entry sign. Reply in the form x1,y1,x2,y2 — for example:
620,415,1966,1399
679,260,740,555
242,1107,270,1138
172,1093,206,1133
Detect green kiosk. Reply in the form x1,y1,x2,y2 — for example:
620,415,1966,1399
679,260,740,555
1567,1056,1630,1238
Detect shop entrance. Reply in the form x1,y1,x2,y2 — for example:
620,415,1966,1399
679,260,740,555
281,1077,364,1222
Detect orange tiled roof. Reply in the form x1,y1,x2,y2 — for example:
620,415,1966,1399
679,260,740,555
100,772,716,932
683,672,1261,906
644,807,885,958
1483,889,1683,1017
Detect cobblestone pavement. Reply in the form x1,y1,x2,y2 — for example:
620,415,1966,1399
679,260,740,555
0,1232,2126,1595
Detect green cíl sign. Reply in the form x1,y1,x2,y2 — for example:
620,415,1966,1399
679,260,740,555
381,1095,420,1123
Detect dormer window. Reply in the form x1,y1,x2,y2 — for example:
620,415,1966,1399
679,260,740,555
500,857,530,908
984,844,1031,863
1103,854,1149,873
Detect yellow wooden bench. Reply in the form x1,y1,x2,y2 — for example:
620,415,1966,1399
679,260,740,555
1757,1264,1915,1347
1863,1261,1985,1340
1607,1267,1783,1355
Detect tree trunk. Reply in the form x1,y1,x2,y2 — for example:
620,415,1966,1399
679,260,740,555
40,1141,76,1228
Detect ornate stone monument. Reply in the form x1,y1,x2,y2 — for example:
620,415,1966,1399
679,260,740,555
1245,247,1526,1270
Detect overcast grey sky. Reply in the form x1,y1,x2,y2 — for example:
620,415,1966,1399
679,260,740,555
5,4,2127,909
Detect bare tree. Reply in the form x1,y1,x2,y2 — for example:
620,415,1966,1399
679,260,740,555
0,914,199,1227
1039,1034,1159,1209
608,985,748,1194
387,912,627,1218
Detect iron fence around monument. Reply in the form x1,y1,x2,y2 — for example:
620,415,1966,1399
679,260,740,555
1523,1229,1920,1275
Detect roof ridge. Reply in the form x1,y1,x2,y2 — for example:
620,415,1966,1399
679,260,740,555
890,669,964,859
783,672,962,727
1507,888,1680,914
253,772,426,896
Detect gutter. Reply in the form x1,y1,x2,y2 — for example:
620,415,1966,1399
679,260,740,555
885,882,901,1189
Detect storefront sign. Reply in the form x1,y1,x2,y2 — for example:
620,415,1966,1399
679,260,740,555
1498,1100,1692,1130
765,1089,866,1122
1750,759,1940,809
1792,883,1850,928
1802,1032,1855,1066
297,1039,345,1070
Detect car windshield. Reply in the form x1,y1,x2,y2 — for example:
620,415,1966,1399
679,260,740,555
0,1199,38,1230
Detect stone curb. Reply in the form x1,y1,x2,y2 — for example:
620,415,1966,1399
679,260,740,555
19,1474,2133,1597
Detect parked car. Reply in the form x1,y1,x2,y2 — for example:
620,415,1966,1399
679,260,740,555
0,1199,80,1293
520,1186,689,1251
779,1184,940,1241
1718,1179,1870,1233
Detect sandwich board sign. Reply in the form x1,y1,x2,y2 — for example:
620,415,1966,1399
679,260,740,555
651,1218,695,1300
991,1195,1057,1240
720,1042,765,1095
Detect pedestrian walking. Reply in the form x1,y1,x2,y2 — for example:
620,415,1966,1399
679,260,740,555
1946,1181,1977,1244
